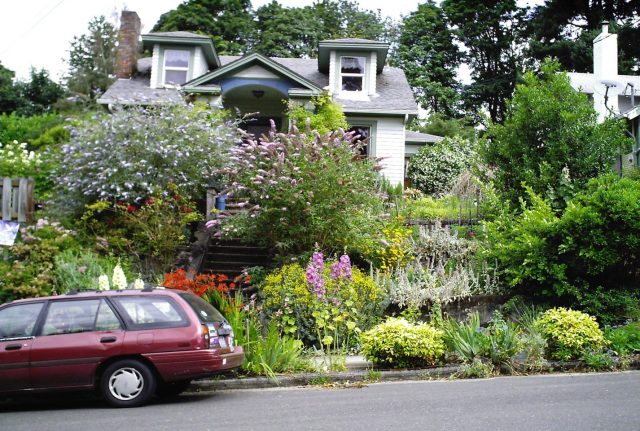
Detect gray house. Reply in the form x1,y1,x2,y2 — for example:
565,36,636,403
99,12,441,186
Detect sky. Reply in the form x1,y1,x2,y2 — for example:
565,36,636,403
0,0,541,82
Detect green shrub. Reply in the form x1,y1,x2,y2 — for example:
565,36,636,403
78,189,201,278
582,351,615,371
407,136,475,197
286,92,348,136
443,312,487,363
481,177,640,324
535,308,606,361
0,112,61,145
484,311,523,367
0,219,79,303
605,322,640,356
361,317,446,368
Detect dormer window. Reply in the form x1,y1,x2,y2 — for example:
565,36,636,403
340,56,365,92
164,49,190,85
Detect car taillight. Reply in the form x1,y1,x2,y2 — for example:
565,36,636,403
202,323,210,349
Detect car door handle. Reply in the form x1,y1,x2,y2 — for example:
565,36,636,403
5,344,22,351
100,336,117,343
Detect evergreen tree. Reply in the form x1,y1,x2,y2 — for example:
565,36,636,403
153,0,254,55
65,15,117,101
442,0,527,123
393,1,461,117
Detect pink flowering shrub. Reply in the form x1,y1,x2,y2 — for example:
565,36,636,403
211,122,387,257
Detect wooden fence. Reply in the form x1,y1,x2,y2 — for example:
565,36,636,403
1,177,34,223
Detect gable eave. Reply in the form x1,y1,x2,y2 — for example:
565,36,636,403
184,53,323,93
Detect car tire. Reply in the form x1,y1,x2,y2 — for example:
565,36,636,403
156,380,191,398
100,359,156,408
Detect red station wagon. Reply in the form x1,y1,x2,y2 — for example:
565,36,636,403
0,288,244,407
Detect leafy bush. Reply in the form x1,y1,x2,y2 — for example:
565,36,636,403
79,189,201,277
360,317,445,368
481,178,640,324
260,254,384,346
481,60,631,207
407,136,475,197
0,219,78,303
605,322,640,356
56,104,239,211
0,140,43,177
213,123,386,257
535,308,606,361
286,92,348,136
0,112,62,145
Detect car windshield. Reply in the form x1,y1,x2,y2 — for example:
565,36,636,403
178,292,227,323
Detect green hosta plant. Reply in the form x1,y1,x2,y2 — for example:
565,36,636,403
361,317,446,368
535,308,607,361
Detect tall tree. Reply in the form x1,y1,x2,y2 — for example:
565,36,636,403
528,0,640,74
13,68,64,116
0,62,18,114
153,0,254,55
393,1,461,117
65,15,117,101
442,0,527,123
253,2,320,58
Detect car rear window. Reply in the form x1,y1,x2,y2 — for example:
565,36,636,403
112,295,189,329
178,292,226,323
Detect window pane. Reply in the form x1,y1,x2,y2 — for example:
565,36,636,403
348,126,370,156
95,300,122,331
165,50,189,68
0,303,43,338
342,76,363,91
165,70,188,85
114,296,186,327
341,57,365,74
42,300,100,336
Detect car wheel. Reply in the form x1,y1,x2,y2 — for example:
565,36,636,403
156,380,191,398
100,359,156,407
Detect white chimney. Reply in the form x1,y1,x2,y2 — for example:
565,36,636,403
593,21,619,120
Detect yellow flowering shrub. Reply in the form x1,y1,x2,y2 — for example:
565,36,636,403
361,317,446,368
362,220,412,270
535,308,607,361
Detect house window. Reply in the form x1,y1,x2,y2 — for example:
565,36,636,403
340,56,366,92
163,49,190,85
348,125,371,156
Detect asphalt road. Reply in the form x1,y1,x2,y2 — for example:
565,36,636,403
1,371,639,431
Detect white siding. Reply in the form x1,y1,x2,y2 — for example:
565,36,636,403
368,51,377,95
329,50,337,94
234,65,280,79
150,44,160,89
375,116,405,186
193,47,208,79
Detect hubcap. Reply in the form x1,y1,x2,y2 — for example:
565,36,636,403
108,367,144,401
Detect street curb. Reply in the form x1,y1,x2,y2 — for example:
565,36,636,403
187,358,640,393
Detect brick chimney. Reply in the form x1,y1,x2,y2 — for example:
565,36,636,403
115,11,141,79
